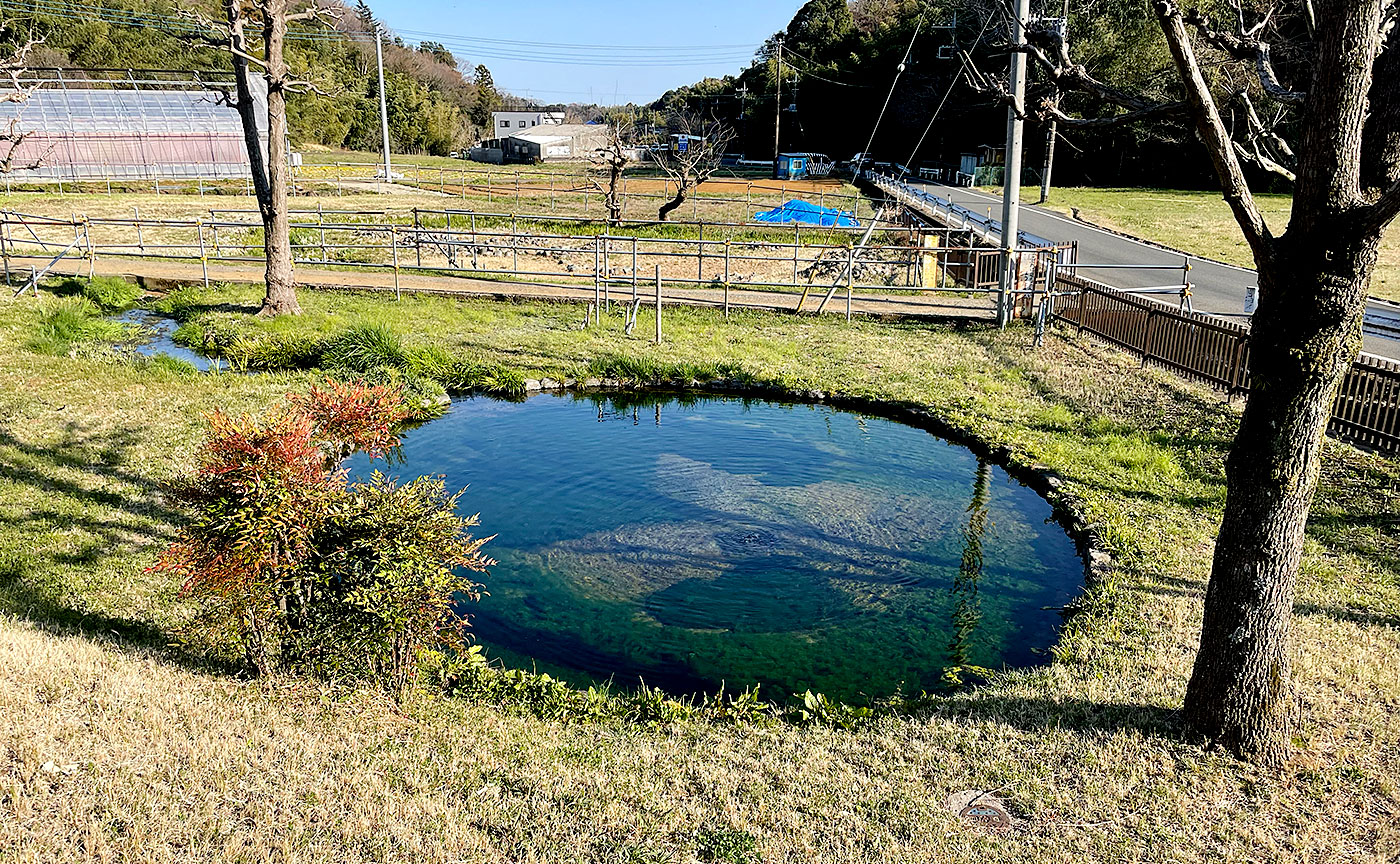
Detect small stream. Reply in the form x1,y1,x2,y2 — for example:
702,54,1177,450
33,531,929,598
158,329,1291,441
114,309,221,371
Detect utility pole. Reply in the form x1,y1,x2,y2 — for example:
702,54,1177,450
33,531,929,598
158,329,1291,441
773,37,783,176
737,82,749,158
375,25,392,183
1038,1,1070,204
997,0,1031,328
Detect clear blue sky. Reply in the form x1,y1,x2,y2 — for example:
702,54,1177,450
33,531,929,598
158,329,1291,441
370,0,804,104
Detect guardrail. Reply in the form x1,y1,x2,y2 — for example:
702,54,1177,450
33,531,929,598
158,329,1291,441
0,210,1025,321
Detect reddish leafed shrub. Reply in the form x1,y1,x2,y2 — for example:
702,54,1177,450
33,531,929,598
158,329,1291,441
287,378,409,463
156,379,489,685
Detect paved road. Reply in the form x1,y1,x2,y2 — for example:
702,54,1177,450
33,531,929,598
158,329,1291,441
911,179,1400,359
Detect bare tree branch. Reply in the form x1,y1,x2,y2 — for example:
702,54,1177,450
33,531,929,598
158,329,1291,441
651,112,735,221
1184,7,1307,103
1155,0,1273,258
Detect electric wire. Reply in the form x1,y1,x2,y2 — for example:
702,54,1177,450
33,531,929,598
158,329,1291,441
855,7,926,168
896,10,998,181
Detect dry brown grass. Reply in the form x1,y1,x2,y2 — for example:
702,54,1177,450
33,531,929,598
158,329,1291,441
1,285,1397,862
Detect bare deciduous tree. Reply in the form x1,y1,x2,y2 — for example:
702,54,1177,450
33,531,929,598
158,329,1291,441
588,120,632,226
652,112,735,221
964,0,1400,765
188,0,337,317
0,31,46,175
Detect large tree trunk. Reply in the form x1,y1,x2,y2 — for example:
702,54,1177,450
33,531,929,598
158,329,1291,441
1177,0,1388,764
226,0,299,318
257,0,300,317
1183,227,1379,764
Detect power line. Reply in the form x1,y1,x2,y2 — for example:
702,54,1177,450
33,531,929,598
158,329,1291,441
856,8,927,168
898,11,997,179
3,0,761,67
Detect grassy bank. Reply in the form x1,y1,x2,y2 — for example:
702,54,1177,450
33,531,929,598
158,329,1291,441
2,283,1397,862
989,186,1400,302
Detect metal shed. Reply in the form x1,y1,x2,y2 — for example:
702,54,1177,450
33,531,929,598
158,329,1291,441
0,70,270,181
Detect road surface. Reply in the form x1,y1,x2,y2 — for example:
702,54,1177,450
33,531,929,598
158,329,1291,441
910,179,1400,359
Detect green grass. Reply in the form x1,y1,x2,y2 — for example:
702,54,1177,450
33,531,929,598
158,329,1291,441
1000,186,1400,302
0,283,1397,861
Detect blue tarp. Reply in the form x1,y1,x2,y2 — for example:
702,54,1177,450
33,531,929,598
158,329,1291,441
753,199,859,227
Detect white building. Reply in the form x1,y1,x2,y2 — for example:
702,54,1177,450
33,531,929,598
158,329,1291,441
490,111,565,135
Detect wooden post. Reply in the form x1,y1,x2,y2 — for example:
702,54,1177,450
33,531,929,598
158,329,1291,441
654,264,662,343
602,234,610,311
724,239,730,319
631,236,638,299
511,214,518,274
1,218,10,286
134,206,143,251
594,236,601,323
792,225,800,285
413,208,421,267
84,217,94,280
697,222,704,284
846,245,854,323
197,219,209,289
514,171,520,209
551,175,556,212
390,225,400,300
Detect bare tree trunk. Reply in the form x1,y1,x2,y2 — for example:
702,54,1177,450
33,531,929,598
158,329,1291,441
658,188,687,221
258,0,300,317
1169,0,1388,764
226,0,300,317
605,159,623,225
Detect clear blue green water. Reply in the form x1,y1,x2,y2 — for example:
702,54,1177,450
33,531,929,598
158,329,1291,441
346,393,1084,703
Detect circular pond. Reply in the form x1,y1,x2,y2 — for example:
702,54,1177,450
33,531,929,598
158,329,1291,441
346,392,1084,702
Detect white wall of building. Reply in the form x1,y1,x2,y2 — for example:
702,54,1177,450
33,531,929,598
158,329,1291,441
490,111,565,136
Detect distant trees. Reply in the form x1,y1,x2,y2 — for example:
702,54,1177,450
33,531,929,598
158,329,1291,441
416,40,454,68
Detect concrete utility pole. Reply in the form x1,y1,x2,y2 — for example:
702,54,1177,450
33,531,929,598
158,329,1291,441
375,26,392,183
773,37,783,175
997,0,1032,328
1038,2,1070,204
737,82,748,158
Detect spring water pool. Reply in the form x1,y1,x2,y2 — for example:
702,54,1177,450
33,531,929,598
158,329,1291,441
345,392,1084,702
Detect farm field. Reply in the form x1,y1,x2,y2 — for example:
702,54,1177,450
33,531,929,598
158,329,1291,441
1,280,1397,862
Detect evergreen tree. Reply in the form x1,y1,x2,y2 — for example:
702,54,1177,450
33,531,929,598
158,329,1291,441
470,64,501,132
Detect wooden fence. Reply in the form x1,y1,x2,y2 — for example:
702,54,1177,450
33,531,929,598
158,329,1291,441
1053,274,1400,454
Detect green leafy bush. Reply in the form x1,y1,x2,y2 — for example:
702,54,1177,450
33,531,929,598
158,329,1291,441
142,353,199,377
321,323,409,372
298,472,490,692
65,275,143,312
147,286,204,321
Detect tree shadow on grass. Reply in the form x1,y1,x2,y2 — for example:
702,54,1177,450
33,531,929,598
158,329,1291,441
919,693,1181,738
0,419,240,676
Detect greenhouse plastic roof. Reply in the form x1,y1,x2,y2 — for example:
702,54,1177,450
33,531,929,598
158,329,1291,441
0,88,249,135
753,199,859,228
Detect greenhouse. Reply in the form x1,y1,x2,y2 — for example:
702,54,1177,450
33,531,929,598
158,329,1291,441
0,72,269,181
